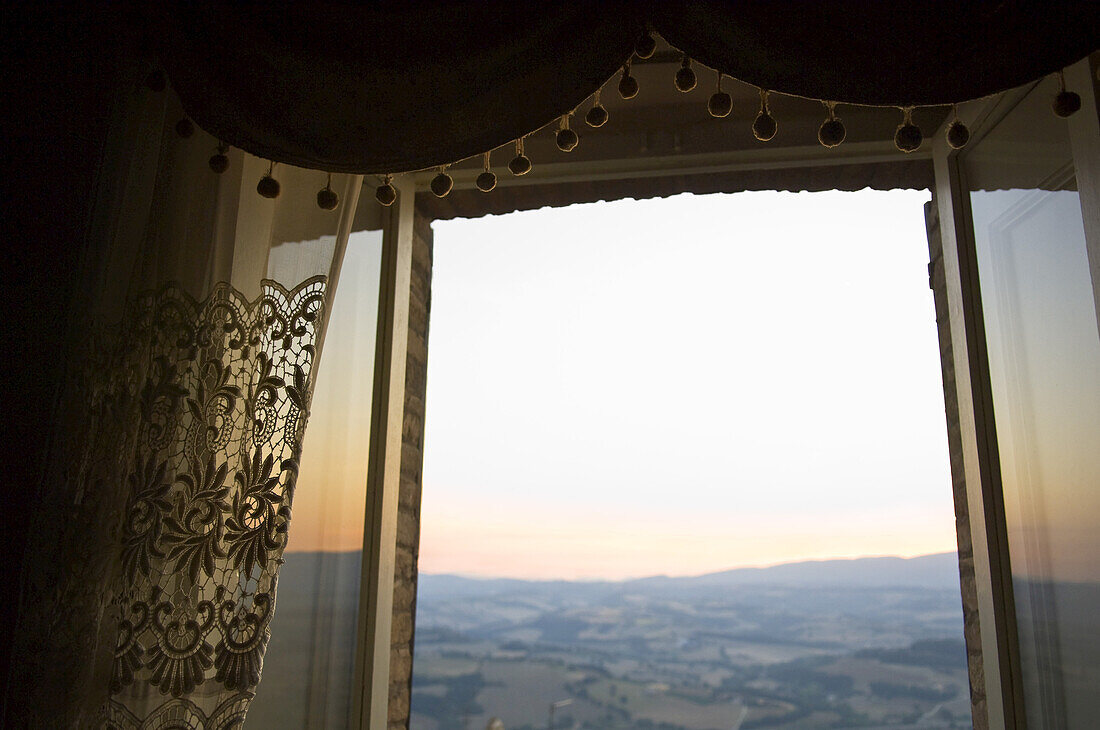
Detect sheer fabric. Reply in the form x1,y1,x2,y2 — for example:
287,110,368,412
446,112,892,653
11,79,362,728
247,229,384,728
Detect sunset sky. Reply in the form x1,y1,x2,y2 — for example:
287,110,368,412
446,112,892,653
417,189,956,579
288,189,960,581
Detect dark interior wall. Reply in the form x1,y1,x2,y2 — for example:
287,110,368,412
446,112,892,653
2,4,142,719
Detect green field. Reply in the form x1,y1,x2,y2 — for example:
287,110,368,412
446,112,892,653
412,560,973,730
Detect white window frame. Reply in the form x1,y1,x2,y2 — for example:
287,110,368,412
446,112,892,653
929,55,1100,730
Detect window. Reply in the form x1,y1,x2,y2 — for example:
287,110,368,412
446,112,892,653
412,191,970,730
964,80,1100,728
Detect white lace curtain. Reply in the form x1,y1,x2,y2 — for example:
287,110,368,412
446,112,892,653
12,78,362,729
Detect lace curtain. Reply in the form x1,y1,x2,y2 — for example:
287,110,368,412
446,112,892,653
10,79,362,728
103,276,329,729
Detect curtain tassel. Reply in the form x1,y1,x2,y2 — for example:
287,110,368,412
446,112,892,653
209,143,229,174
752,89,777,142
175,118,194,138
894,107,923,153
476,151,497,192
509,138,532,176
1053,70,1082,118
316,173,339,210
430,166,453,197
675,54,697,93
618,61,639,100
635,30,656,60
376,175,397,206
946,104,970,149
257,162,280,198
144,68,166,92
708,71,732,118
586,88,609,128
817,101,845,148
556,113,579,152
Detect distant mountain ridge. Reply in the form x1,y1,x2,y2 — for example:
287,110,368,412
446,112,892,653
639,551,960,588
414,551,961,598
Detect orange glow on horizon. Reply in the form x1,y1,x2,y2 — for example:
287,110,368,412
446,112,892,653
408,490,960,580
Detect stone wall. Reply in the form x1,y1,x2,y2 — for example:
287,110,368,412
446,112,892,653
389,208,434,730
925,199,987,730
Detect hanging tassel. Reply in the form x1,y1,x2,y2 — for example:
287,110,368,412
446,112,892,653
476,151,497,192
144,68,166,92
618,61,639,100
208,143,229,174
635,29,656,59
585,88,609,128
675,54,697,93
752,89,777,142
1052,70,1082,118
708,71,732,118
430,166,453,198
556,113,579,152
257,162,280,198
817,101,845,148
509,137,532,176
894,107,923,153
376,175,397,206
175,118,194,138
946,104,970,149
316,172,339,210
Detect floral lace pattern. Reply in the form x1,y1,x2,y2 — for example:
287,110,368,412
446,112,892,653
93,276,328,728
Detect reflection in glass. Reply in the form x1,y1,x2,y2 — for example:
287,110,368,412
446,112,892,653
248,229,383,728
967,82,1100,729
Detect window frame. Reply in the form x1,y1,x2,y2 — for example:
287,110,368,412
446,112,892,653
349,54,1099,730
929,55,1100,730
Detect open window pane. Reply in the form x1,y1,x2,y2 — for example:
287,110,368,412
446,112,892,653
966,83,1100,728
247,229,384,728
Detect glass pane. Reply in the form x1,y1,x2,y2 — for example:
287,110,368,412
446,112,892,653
248,228,384,727
966,83,1100,728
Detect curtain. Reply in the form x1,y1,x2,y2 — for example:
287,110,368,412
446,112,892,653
10,75,362,728
246,228,384,728
152,1,1098,174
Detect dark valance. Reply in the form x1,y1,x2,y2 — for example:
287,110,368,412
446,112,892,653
156,1,1098,174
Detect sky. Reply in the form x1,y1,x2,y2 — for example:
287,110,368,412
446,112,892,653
410,189,958,580
281,229,381,557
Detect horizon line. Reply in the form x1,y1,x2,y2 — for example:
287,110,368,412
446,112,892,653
280,548,959,583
